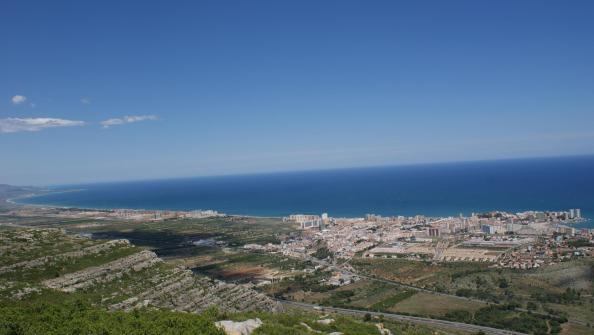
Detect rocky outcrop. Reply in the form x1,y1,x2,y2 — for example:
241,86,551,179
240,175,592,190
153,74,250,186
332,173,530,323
317,318,334,325
110,266,281,313
215,318,263,335
4,228,281,314
376,323,393,335
42,250,161,292
0,239,130,274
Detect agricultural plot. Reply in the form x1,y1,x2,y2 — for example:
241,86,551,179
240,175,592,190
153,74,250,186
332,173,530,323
388,292,486,316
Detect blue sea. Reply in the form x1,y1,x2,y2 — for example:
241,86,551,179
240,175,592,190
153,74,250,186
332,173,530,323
21,156,594,228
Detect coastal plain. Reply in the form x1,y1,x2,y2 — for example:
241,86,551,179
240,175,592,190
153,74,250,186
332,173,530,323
1,186,593,335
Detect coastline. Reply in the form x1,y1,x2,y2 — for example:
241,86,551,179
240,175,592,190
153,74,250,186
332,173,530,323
17,193,592,222
12,196,592,229
7,188,84,206
9,186,592,228
8,156,594,220
12,191,283,220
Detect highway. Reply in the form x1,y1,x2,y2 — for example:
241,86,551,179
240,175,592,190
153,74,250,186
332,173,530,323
314,256,588,327
310,255,492,305
279,299,528,335
340,265,588,327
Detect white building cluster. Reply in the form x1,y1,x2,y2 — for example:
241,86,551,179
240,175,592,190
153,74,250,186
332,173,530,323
276,209,591,265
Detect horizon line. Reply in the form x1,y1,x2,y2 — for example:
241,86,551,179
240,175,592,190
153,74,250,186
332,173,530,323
22,152,594,188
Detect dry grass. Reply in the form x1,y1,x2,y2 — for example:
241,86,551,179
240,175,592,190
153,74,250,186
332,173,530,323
519,261,593,292
388,292,486,316
547,303,594,323
560,322,594,335
351,258,491,289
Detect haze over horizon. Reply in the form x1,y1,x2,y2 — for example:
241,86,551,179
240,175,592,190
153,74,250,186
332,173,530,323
10,153,594,188
2,1,594,185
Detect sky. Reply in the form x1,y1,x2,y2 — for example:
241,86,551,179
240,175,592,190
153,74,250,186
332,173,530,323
1,0,593,185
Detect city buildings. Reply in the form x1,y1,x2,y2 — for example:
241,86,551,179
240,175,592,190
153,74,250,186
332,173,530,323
274,209,591,266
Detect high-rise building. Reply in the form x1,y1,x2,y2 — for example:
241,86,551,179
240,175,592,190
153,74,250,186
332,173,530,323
427,228,440,237
575,208,581,219
301,219,321,229
569,209,575,219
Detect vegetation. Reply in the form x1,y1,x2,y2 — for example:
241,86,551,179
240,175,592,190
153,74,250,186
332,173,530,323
567,239,594,248
193,250,311,284
351,256,593,309
370,290,416,311
1,299,448,335
443,304,567,334
245,309,441,335
312,247,333,260
454,288,498,302
0,228,449,335
2,212,592,335
0,301,224,335
531,288,582,304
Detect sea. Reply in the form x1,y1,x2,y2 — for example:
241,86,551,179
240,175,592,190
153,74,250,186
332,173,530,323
20,155,594,229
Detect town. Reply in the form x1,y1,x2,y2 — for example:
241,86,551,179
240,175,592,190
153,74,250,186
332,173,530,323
6,204,592,271
261,209,594,270
2,200,593,334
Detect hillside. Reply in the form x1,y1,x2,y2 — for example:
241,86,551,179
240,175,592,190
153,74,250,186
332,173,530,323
0,228,449,335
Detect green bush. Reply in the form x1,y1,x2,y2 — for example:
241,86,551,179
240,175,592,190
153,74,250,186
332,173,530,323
0,301,224,335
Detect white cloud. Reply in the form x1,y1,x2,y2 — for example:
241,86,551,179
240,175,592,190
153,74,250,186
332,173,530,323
80,97,91,104
0,117,85,133
101,115,157,128
11,95,27,105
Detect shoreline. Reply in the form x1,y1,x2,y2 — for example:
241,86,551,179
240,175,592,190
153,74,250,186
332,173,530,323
4,154,593,223
9,189,592,227
7,188,84,206
12,199,592,228
10,192,283,220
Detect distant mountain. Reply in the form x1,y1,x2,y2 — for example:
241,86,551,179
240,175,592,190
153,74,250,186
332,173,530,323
0,184,44,203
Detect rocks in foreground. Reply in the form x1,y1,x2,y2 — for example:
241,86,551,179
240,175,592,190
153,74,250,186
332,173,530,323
215,318,263,335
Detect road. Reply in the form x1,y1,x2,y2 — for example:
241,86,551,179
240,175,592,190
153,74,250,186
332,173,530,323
306,255,589,327
279,299,527,335
340,265,588,327
309,255,490,305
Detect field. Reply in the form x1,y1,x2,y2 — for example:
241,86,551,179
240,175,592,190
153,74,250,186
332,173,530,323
388,292,485,316
560,323,594,335
351,256,593,307
350,258,492,290
192,250,311,283
0,227,457,335
0,214,297,249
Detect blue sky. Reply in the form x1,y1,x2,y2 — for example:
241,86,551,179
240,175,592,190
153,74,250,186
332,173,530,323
1,1,593,185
